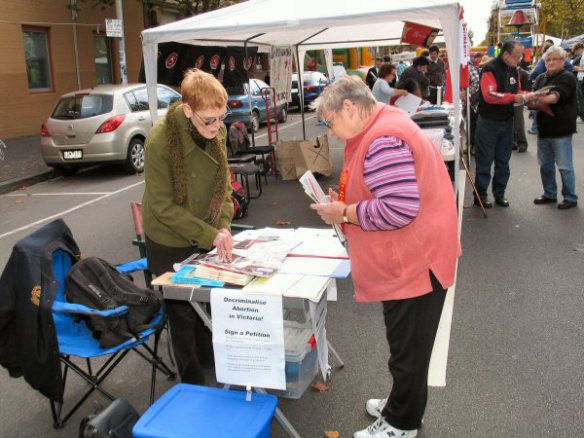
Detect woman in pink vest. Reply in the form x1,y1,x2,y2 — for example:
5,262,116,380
311,76,461,438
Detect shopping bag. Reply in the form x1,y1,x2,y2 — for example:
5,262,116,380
275,140,300,180
295,134,333,177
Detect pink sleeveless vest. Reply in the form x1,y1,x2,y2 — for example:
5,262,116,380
343,103,461,302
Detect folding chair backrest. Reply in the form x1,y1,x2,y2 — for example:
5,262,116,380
51,250,93,341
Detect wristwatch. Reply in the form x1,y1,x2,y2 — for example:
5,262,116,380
342,206,350,224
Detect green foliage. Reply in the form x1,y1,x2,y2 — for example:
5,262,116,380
77,0,241,15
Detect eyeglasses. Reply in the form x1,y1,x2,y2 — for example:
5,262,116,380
319,113,335,129
194,108,231,126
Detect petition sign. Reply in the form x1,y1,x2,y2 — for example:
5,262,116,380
211,289,286,390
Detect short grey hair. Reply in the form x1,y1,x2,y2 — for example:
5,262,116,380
313,75,376,119
543,46,566,61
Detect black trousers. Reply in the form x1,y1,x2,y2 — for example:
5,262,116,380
146,235,214,385
380,272,447,430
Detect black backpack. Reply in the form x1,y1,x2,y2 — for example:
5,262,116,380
65,257,163,348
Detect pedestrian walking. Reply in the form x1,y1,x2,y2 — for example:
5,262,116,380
526,46,579,210
474,40,528,208
310,75,461,438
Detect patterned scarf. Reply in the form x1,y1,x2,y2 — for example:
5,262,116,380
166,102,228,229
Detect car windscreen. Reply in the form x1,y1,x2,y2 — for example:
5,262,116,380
225,85,246,96
51,94,114,120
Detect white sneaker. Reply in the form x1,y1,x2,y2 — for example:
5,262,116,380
577,118,584,124
366,398,387,417
353,416,418,438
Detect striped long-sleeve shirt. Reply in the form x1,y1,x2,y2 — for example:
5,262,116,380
356,136,420,231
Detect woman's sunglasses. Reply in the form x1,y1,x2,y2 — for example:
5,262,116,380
194,108,232,126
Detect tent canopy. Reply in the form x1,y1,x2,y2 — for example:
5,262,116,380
142,0,462,120
142,0,459,51
561,33,584,48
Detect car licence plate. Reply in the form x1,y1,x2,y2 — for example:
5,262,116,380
63,150,83,160
291,88,298,93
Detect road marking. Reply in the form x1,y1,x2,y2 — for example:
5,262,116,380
0,180,145,241
428,170,466,387
5,192,112,197
254,114,317,140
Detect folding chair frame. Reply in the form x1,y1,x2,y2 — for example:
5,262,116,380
50,328,176,429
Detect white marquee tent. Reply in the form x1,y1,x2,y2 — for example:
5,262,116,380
141,0,465,179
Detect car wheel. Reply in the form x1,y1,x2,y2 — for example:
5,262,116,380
279,105,288,123
57,166,78,177
251,111,260,133
124,137,145,174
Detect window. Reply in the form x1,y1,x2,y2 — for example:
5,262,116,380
157,86,181,109
22,27,53,91
94,35,113,85
125,88,150,112
250,80,261,95
52,94,114,120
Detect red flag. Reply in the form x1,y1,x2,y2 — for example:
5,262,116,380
401,22,440,47
444,66,453,103
459,8,471,89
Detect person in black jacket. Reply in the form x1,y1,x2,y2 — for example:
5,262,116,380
526,46,579,209
474,40,528,208
366,58,383,90
0,219,80,402
398,56,430,99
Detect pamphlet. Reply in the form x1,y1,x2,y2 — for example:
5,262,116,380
299,171,346,245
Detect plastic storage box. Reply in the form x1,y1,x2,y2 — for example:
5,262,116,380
133,384,278,438
270,322,319,399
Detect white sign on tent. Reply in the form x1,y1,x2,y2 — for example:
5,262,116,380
270,46,293,106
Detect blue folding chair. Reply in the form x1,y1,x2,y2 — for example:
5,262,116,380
50,249,176,428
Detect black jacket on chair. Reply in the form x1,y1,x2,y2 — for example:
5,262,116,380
0,219,80,402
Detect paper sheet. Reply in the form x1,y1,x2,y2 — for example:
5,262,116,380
395,93,423,116
279,257,342,277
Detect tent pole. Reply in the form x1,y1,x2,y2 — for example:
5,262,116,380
295,45,307,140
243,41,256,147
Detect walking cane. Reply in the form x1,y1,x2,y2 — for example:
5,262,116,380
461,157,487,218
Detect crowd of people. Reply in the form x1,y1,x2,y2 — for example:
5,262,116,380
366,38,582,211
467,39,580,210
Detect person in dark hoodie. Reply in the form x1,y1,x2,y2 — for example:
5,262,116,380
142,68,234,384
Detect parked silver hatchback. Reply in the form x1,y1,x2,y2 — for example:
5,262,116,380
40,84,181,175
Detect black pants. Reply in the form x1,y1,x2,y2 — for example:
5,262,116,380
146,235,214,385
513,105,527,149
380,272,447,430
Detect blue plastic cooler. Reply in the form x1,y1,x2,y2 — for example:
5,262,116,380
133,384,278,438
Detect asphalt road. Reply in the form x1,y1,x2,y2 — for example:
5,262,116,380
0,109,583,437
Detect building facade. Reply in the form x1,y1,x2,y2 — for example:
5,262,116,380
0,0,146,139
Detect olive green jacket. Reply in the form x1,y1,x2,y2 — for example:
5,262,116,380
142,104,233,249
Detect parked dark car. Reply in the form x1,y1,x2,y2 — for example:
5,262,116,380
224,79,288,132
291,71,329,108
